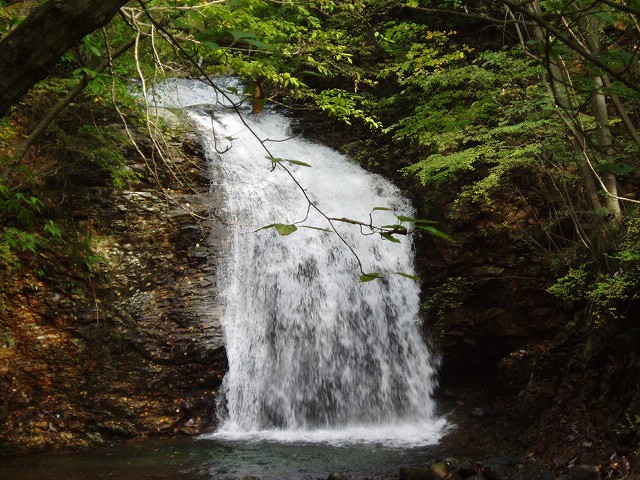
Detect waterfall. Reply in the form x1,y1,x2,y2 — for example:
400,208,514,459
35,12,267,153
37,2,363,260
153,79,445,446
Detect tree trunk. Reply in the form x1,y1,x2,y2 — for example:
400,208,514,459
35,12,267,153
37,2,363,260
582,16,623,221
526,1,606,216
0,0,130,117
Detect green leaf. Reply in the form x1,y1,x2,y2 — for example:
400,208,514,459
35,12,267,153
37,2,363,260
230,29,257,40
256,223,298,235
43,220,62,240
394,271,420,281
396,214,437,225
274,224,298,235
286,159,312,167
414,224,453,241
82,37,102,57
360,272,381,282
244,38,273,51
171,18,194,30
201,40,221,51
266,156,312,167
372,207,392,212
228,29,273,49
380,232,401,243
300,226,331,232
592,10,617,24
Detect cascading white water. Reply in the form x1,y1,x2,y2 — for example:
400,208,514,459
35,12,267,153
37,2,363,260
153,79,445,446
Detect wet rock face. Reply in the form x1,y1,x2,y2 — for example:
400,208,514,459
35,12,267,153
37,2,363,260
410,192,579,463
88,178,227,441
0,137,228,452
87,140,230,440
417,226,566,389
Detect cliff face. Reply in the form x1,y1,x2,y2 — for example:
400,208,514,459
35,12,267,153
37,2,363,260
0,133,227,452
413,172,640,469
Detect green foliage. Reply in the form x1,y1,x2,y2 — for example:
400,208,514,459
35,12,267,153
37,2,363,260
0,179,48,259
377,26,471,81
266,156,312,168
0,184,67,261
2,227,39,253
547,266,590,302
0,117,16,142
388,45,561,207
0,241,19,271
75,125,140,189
422,276,471,326
0,184,42,228
360,271,420,283
152,0,380,127
360,272,381,282
43,220,62,240
313,89,382,129
548,214,640,319
0,1,24,38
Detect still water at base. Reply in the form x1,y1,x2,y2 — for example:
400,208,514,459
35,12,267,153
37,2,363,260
0,437,442,480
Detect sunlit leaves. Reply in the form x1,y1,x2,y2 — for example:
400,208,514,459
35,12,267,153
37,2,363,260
395,215,452,241
315,89,382,129
360,272,381,282
257,223,299,236
390,44,563,208
80,32,108,59
376,25,471,81
229,29,273,51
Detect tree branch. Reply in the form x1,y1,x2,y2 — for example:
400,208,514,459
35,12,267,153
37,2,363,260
13,36,136,164
500,0,640,94
0,0,131,117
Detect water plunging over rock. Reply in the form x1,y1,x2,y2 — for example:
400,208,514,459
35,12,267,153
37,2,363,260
154,79,445,446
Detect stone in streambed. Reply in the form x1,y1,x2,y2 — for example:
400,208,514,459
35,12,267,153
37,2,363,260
328,472,350,480
466,475,488,480
483,457,518,480
400,467,434,480
431,461,454,478
556,465,601,480
400,463,453,480
456,464,481,479
513,461,553,480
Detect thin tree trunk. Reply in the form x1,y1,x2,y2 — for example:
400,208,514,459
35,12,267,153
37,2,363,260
527,1,606,216
592,74,623,220
0,0,130,117
582,16,623,221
